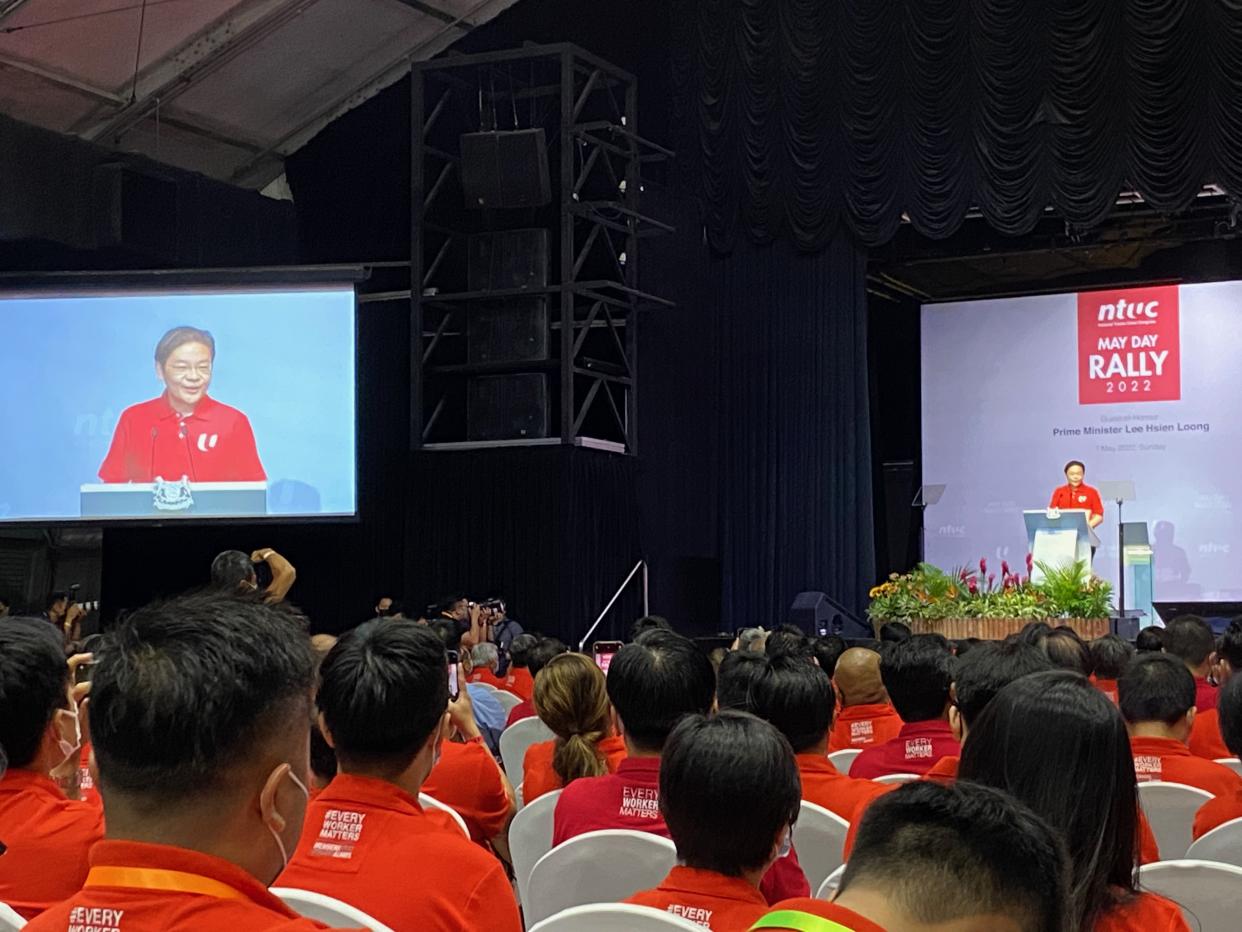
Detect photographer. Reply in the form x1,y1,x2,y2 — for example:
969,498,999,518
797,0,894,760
482,597,524,675
209,546,296,603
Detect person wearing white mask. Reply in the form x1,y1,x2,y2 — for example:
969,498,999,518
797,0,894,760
0,617,104,920
21,593,330,932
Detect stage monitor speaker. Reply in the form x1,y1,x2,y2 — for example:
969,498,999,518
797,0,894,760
789,590,873,639
467,229,548,292
467,374,548,441
466,300,548,364
460,129,551,209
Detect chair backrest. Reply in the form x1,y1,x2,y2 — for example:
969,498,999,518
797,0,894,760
792,800,850,893
1137,859,1242,930
492,689,524,713
473,681,499,693
511,788,563,906
1186,816,1242,868
827,748,862,775
418,792,470,837
525,829,679,926
873,773,920,785
0,902,25,931
499,715,555,793
529,903,705,931
1138,782,1215,859
816,863,848,900
1214,758,1242,777
271,887,395,931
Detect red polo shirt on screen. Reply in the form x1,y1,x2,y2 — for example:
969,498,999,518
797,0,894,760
625,866,769,931
1131,735,1242,797
1189,707,1231,760
1194,677,1219,714
827,703,903,753
1049,483,1104,518
98,394,265,483
795,753,891,821
24,839,335,932
275,773,520,932
1094,891,1191,932
421,736,512,843
0,768,105,919
505,699,536,728
523,734,628,804
849,720,960,779
756,898,886,932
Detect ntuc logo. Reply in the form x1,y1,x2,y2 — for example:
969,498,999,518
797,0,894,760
1098,298,1159,323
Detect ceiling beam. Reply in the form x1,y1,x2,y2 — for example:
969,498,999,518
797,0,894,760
75,0,326,143
389,0,470,29
0,53,127,106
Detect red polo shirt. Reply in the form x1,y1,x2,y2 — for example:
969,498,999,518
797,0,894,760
795,753,891,821
421,736,512,843
849,720,960,779
1049,483,1104,518
755,898,886,932
98,394,265,483
1194,676,1219,714
276,773,520,932
1092,676,1120,705
500,667,534,702
827,703,903,753
1131,735,1242,797
0,768,105,919
24,840,334,932
505,699,536,728
469,668,507,689
1094,891,1190,932
523,734,627,804
1192,784,1242,839
923,754,959,782
78,742,102,810
625,866,768,931
1189,707,1231,760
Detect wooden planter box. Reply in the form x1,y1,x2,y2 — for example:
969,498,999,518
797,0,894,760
891,617,1110,641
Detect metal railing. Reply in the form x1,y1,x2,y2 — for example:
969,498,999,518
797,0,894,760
578,559,648,651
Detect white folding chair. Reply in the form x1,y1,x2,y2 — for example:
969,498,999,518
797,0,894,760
492,689,524,713
524,829,678,926
816,863,847,900
1138,782,1215,859
499,715,554,794
511,788,563,907
828,749,862,775
1137,859,1242,930
418,792,470,838
0,902,25,931
792,800,850,894
271,888,394,931
1186,815,1242,868
529,903,704,931
873,773,919,785
1214,758,1242,777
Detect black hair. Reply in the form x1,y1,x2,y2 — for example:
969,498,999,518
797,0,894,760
606,629,716,752
1218,674,1242,758
0,617,70,768
880,637,956,723
879,621,912,644
1135,627,1164,653
811,635,846,675
1089,634,1135,680
842,780,1069,932
155,326,215,365
1162,615,1215,667
509,633,539,668
376,599,406,618
740,653,834,753
716,651,768,713
629,614,673,642
426,618,462,652
1064,460,1085,475
209,550,256,589
318,619,448,769
765,629,813,660
959,671,1137,929
1218,618,1242,670
528,637,568,677
434,594,467,616
661,712,801,876
46,590,69,612
953,639,1053,729
91,594,313,801
310,725,337,785
952,637,983,659
1117,653,1195,726
1041,627,1090,676
1019,621,1052,647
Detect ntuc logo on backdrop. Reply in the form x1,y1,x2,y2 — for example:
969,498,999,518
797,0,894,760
1078,285,1181,405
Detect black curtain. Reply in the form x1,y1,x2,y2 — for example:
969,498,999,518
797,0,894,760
674,0,1242,250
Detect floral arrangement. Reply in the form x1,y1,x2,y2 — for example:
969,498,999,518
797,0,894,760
868,555,1113,624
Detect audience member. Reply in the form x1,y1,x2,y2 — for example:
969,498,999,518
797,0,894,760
715,651,768,711
24,595,330,931
427,619,506,749
523,652,627,804
504,636,567,726
1118,653,1241,796
1190,617,1242,758
278,618,520,931
736,627,768,653
625,713,798,931
630,614,673,641
0,617,104,919
878,621,911,644
210,547,296,603
1193,673,1242,839
1162,615,1219,711
952,636,983,658
1089,634,1135,704
307,633,339,795
764,628,812,660
827,647,903,753
481,598,524,673
0,591,12,617
1039,626,1090,676
758,781,1070,932
810,634,846,675
467,642,506,688
1135,626,1165,653
959,671,1188,931
850,638,959,778
1018,620,1052,646
374,596,407,619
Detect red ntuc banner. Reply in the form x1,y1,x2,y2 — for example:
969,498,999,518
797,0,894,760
1077,285,1181,405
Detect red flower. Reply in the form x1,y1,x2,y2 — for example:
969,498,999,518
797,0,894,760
968,580,979,595
1001,560,1011,577
987,573,996,589
1026,552,1034,569
979,557,988,575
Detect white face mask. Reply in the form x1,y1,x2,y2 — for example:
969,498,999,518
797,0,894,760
776,825,793,860
56,708,81,767
267,768,310,870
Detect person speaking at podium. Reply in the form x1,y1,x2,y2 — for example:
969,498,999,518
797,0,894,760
1048,460,1104,529
97,326,266,483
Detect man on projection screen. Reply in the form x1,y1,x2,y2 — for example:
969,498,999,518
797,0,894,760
97,326,266,483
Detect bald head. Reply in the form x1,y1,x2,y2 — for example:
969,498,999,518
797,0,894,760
834,648,887,706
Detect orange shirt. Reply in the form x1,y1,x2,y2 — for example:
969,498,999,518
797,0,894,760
24,839,333,932
523,734,627,804
421,736,512,842
1192,784,1242,839
827,703,903,753
624,866,768,931
1189,707,1231,760
795,752,891,822
1093,891,1190,932
1130,735,1242,797
0,768,105,919
276,773,520,932
756,898,886,932
1049,482,1104,518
